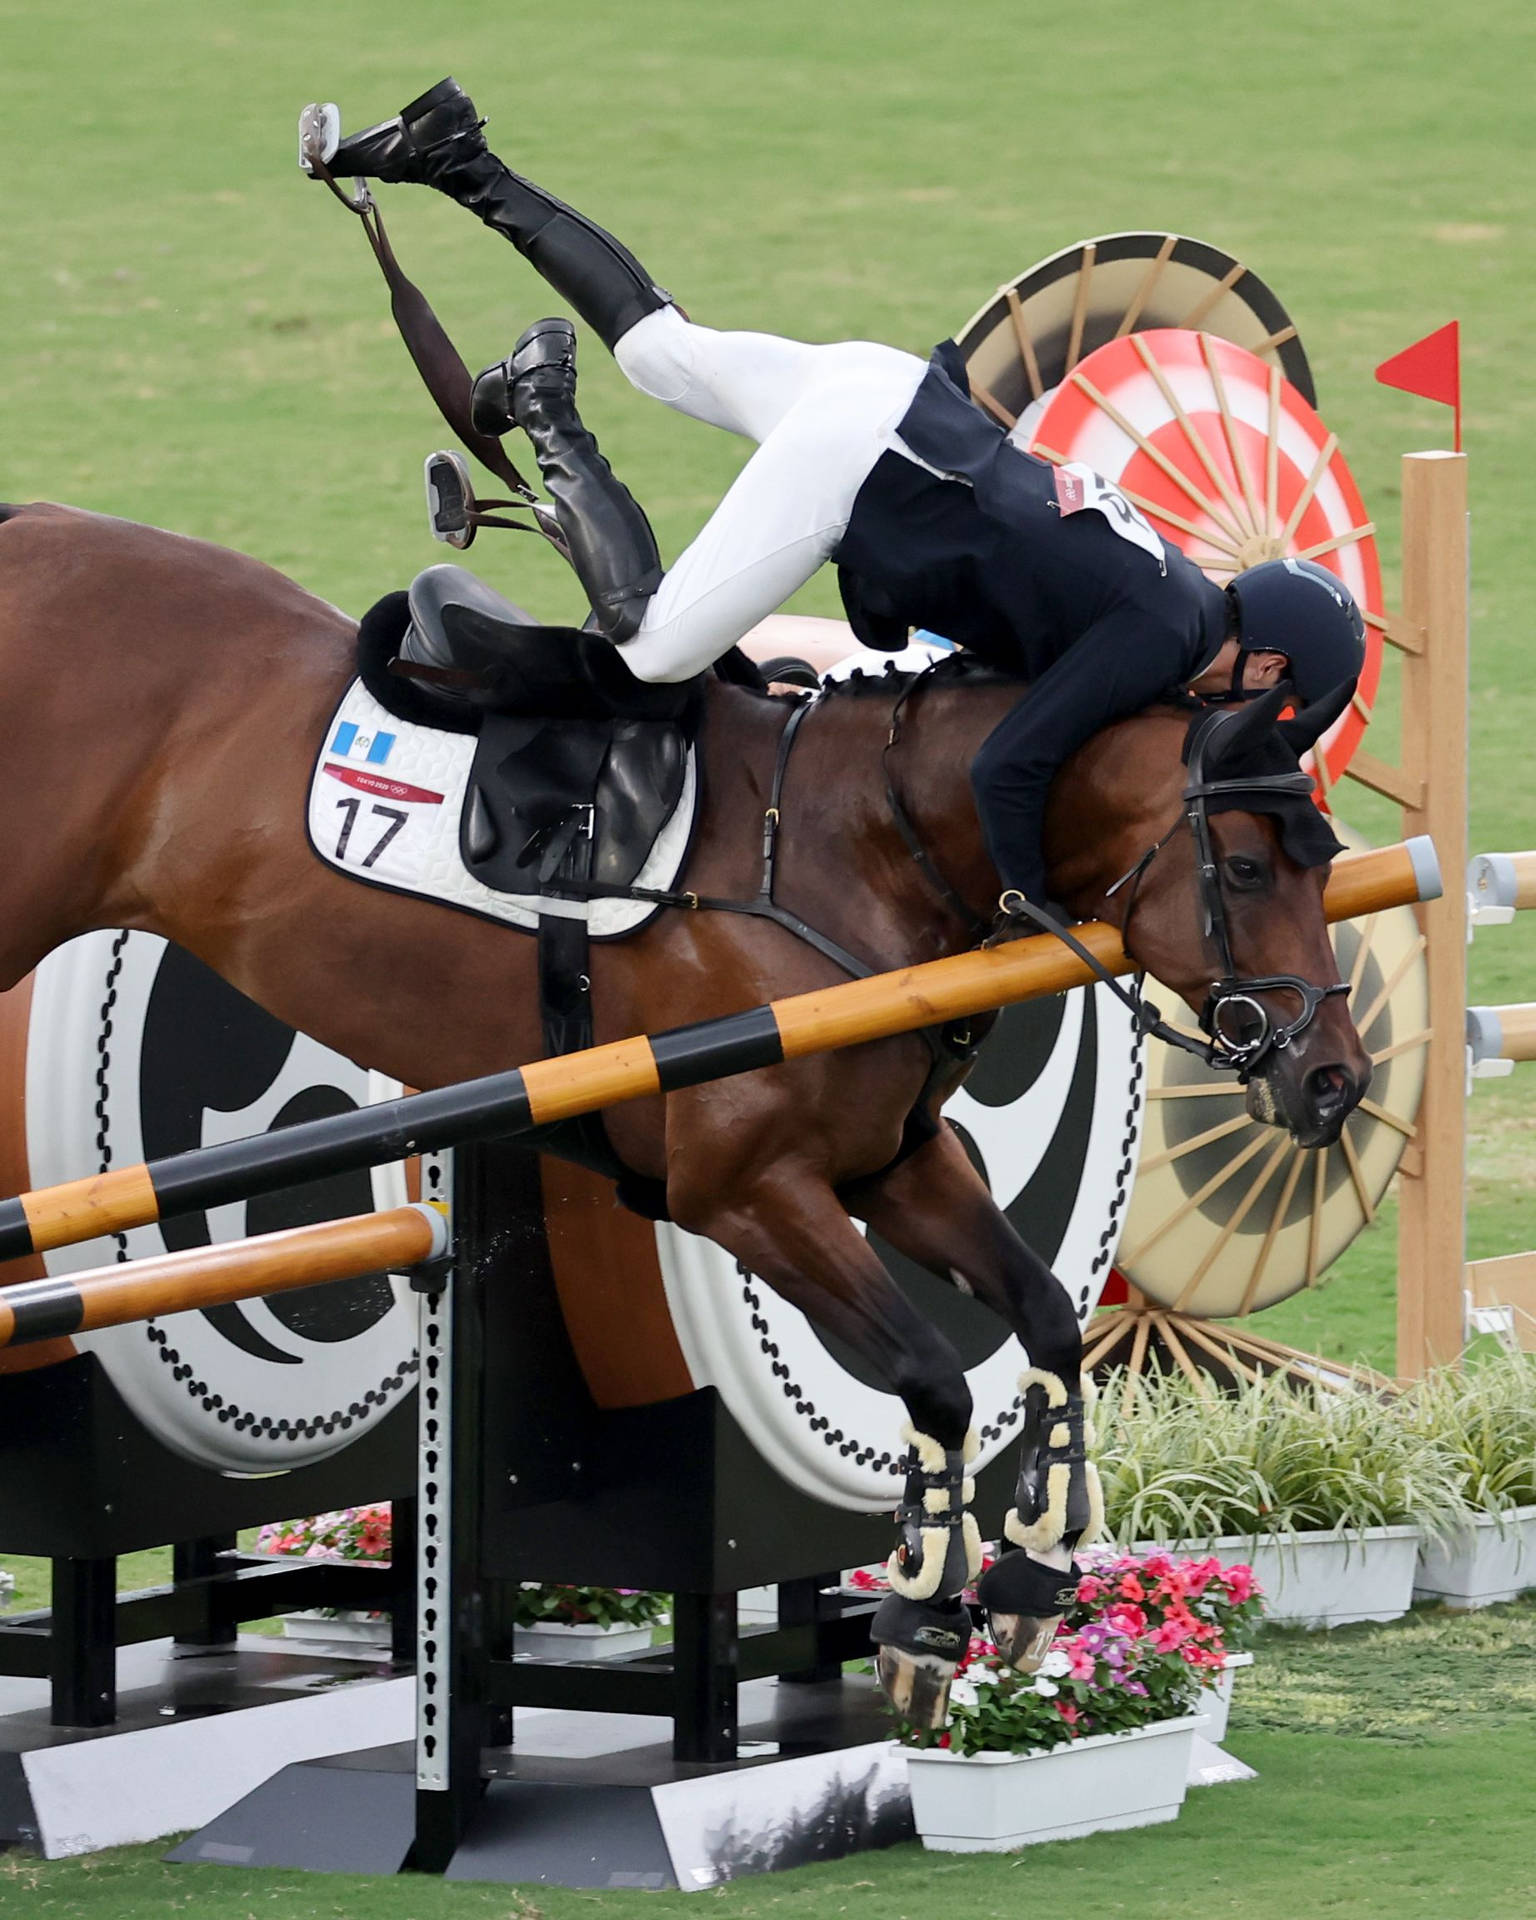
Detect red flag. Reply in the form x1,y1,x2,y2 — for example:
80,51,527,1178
1375,322,1461,451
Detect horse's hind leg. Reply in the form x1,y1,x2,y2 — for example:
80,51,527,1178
669,1164,982,1728
842,1123,1105,1673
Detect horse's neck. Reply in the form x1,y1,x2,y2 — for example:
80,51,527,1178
763,679,1011,970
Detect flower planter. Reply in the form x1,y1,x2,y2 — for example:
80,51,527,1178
906,1714,1205,1851
1192,1650,1253,1745
737,1585,780,1625
512,1619,656,1662
281,1608,392,1653
1414,1505,1536,1609
1133,1527,1420,1628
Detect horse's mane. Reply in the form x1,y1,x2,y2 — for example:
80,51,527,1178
815,649,1026,702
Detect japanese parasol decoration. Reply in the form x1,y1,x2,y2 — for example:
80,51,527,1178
1021,327,1383,797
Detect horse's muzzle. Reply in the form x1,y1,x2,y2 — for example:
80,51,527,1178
1247,1050,1370,1148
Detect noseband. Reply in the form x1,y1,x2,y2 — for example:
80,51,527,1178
1091,710,1349,1078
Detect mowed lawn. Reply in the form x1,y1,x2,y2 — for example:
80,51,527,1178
6,1600,1536,1917
1,0,1534,1908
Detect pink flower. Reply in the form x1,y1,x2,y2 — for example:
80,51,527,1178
1104,1603,1147,1638
1151,1620,1191,1652
1056,1701,1081,1727
1222,1564,1259,1602
1067,1645,1097,1680
1075,1575,1106,1605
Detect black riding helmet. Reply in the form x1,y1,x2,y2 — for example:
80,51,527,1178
1227,558,1366,703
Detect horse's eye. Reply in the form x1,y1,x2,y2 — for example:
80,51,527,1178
1224,855,1269,890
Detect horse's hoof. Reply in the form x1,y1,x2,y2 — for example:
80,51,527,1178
875,1642,957,1730
870,1592,971,1728
976,1551,1080,1673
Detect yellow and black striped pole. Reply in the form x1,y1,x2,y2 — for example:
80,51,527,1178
0,1204,447,1351
0,838,1439,1267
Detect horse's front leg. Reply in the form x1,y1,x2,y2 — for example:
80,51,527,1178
842,1122,1104,1673
668,1153,982,1730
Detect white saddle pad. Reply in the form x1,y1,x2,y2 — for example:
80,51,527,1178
306,679,697,936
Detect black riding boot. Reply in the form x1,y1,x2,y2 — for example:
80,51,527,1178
326,78,673,350
472,320,662,641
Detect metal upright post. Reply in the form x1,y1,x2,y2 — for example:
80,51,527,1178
671,1592,738,1762
50,1556,117,1727
412,1149,486,1875
172,1534,237,1649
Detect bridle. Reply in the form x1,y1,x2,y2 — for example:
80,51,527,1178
887,676,1350,1084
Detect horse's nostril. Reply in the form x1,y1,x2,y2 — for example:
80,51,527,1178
1306,1064,1352,1116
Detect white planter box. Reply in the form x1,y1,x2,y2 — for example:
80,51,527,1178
512,1619,656,1662
1193,1650,1253,1744
281,1608,391,1652
1414,1505,1536,1609
737,1585,780,1625
907,1714,1204,1851
1131,1527,1420,1628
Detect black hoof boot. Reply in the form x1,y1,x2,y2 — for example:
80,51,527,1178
976,1550,1082,1673
1002,1368,1103,1557
313,77,486,185
870,1593,972,1731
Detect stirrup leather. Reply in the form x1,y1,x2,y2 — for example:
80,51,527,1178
1002,1369,1104,1555
886,1424,984,1604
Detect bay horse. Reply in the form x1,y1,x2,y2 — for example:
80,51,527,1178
0,499,1369,1718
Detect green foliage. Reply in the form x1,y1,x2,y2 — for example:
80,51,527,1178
1403,1354,1536,1515
509,1583,668,1629
1096,1368,1468,1545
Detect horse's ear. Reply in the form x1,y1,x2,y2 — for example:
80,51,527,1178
1201,684,1292,768
1277,677,1358,757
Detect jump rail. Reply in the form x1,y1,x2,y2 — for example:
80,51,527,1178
0,838,1439,1268
0,1204,447,1351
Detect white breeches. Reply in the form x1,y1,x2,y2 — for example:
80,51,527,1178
611,306,926,682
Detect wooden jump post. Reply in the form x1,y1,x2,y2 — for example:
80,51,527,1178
0,840,1436,1269
1338,451,1535,1374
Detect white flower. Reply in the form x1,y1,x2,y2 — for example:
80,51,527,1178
969,1667,999,1687
1031,1676,1060,1698
1037,1650,1072,1679
948,1676,980,1709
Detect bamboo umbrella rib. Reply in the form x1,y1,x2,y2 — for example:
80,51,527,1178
1124,1310,1153,1410
1346,914,1381,995
1082,1310,1132,1371
1115,235,1178,338
1199,332,1263,530
1005,287,1045,403
1251,324,1299,358
1277,434,1339,547
1130,332,1248,528
1351,689,1374,721
1265,363,1281,534
1355,935,1427,1040
1304,1150,1327,1287
1068,374,1245,543
1065,243,1097,375
1236,1146,1305,1315
1148,1082,1247,1100
1137,1110,1254,1174
1365,607,1423,656
1172,1134,1293,1311
1178,1314,1261,1384
1337,1124,1376,1226
1157,1314,1215,1392
1311,743,1334,800
1117,1128,1273,1266
972,382,1017,429
1370,1029,1431,1067
1178,261,1247,330
1295,524,1375,563
1357,1096,1417,1139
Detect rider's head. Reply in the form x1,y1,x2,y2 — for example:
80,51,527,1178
1190,558,1367,704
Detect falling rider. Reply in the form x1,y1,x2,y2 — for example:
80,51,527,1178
310,78,1367,1685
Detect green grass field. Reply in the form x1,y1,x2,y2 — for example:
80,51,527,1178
2,0,1534,1907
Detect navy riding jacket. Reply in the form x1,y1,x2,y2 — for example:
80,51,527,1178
834,341,1229,907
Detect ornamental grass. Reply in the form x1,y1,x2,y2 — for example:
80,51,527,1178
1402,1353,1536,1517
1094,1367,1468,1548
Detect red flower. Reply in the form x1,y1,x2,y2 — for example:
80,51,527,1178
1075,1575,1106,1605
1116,1575,1147,1601
1151,1620,1191,1652
937,1732,952,1749
1104,1603,1148,1638
1056,1701,1081,1726
1222,1564,1259,1602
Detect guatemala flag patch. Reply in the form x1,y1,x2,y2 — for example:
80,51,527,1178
329,719,397,766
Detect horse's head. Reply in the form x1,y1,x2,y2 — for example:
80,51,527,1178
1046,684,1371,1149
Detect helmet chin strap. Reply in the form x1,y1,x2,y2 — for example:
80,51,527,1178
1229,646,1252,699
